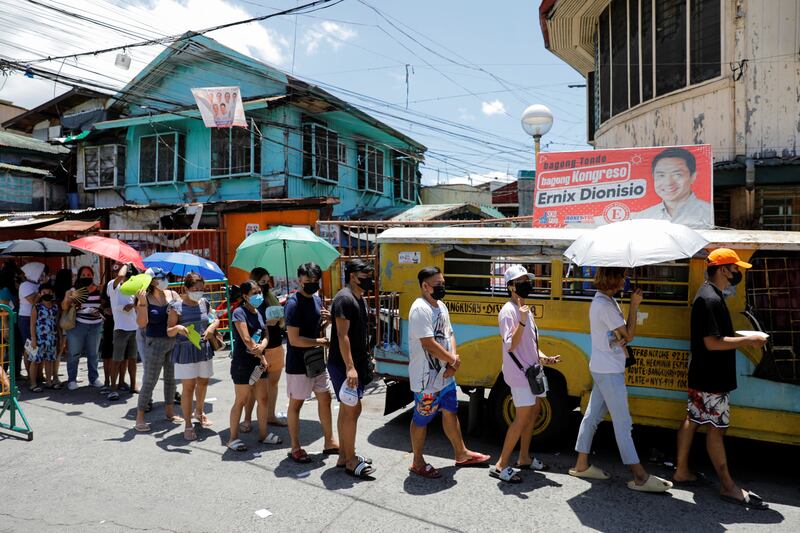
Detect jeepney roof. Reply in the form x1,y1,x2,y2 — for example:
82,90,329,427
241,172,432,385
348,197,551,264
376,227,800,251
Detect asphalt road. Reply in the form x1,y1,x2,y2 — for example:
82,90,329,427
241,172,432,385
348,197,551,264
2,351,798,533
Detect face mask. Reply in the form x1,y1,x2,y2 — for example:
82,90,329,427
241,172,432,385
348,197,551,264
187,291,204,302
156,279,169,290
728,268,743,287
303,282,320,295
248,294,264,308
357,277,374,291
75,277,93,289
430,284,446,301
514,281,533,299
40,294,54,302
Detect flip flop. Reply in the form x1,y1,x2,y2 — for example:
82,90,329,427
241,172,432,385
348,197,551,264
671,472,710,488
489,466,522,484
628,475,673,493
227,439,247,452
455,452,491,468
337,454,373,468
288,448,312,464
409,463,442,479
260,432,282,445
269,416,288,427
135,422,151,433
345,460,376,479
516,458,549,471
569,465,611,480
239,421,252,433
165,415,184,423
322,447,340,455
721,491,769,510
193,413,213,427
29,386,43,393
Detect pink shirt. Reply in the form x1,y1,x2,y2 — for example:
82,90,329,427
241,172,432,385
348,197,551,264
498,301,540,388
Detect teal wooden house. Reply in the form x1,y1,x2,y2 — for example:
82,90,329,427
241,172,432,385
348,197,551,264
83,34,425,216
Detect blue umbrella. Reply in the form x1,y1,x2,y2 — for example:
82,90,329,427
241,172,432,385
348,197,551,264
143,252,225,280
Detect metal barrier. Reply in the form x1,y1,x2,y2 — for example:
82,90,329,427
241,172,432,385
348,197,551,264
99,229,229,272
167,279,233,352
0,304,33,440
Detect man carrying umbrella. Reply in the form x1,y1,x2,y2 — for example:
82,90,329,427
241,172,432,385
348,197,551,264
106,263,139,400
672,248,769,509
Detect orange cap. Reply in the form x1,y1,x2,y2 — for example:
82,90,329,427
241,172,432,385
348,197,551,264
707,248,752,269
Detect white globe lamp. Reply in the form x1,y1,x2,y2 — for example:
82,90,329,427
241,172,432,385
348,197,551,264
521,104,553,162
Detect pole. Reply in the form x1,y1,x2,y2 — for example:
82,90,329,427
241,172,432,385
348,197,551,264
282,240,289,296
534,134,541,168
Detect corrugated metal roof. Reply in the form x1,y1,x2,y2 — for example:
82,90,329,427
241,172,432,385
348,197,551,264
36,220,100,232
0,162,52,176
390,203,505,222
0,130,70,154
377,226,800,251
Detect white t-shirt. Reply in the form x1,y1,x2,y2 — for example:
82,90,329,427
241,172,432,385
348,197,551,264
18,281,39,317
408,297,454,393
589,292,627,374
106,279,138,332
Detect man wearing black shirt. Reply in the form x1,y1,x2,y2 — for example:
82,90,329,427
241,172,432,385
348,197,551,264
673,248,768,509
328,259,375,478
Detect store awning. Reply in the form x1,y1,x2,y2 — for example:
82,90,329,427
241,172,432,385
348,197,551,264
36,220,100,232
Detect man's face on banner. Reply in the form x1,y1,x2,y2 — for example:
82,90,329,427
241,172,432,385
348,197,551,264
653,157,695,204
225,92,231,104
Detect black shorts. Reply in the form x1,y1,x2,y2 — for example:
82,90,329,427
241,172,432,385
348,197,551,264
230,358,267,385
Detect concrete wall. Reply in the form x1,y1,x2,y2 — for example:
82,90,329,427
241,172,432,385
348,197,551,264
420,184,491,205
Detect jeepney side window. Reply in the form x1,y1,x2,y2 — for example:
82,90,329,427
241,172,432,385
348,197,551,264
444,249,552,298
562,260,689,303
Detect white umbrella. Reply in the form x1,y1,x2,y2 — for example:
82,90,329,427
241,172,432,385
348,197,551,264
563,219,708,267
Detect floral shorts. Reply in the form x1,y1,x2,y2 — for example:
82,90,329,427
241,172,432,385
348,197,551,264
687,388,730,428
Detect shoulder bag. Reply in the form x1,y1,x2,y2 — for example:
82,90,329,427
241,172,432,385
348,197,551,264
60,305,77,331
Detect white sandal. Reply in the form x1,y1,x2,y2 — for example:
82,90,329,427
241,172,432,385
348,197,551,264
261,432,282,445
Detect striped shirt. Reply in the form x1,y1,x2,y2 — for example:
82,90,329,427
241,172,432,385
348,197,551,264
76,289,104,325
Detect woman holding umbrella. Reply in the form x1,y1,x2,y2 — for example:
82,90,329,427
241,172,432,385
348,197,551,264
62,266,105,391
134,268,183,432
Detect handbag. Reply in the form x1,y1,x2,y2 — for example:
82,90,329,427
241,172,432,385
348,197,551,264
508,351,548,396
302,347,327,378
624,345,637,368
60,305,77,331
209,331,225,351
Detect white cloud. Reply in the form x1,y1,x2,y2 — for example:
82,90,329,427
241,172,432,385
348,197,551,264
481,99,507,116
302,21,357,55
0,0,288,109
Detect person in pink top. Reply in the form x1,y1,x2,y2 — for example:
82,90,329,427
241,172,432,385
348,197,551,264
491,265,560,483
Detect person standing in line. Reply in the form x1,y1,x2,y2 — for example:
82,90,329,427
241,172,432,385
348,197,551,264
327,259,377,478
52,268,74,387
492,265,560,483
240,267,287,434
407,266,491,479
167,272,220,441
569,267,672,493
63,266,104,391
106,263,139,401
134,268,182,432
226,281,281,452
28,283,60,392
284,262,339,463
18,262,47,379
672,248,769,509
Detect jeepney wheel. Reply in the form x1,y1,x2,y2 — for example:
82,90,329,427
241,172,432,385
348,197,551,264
487,369,569,449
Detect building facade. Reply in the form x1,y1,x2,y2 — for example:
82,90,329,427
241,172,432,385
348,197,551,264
540,0,800,229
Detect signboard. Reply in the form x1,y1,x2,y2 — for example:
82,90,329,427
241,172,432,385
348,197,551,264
191,86,247,128
625,347,689,391
398,251,420,264
445,300,544,319
534,145,713,228
245,223,260,238
318,224,341,247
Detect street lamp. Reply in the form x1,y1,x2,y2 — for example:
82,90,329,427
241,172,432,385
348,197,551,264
521,104,554,164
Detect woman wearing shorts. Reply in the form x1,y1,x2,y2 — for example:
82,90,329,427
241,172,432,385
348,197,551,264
492,265,560,483
167,272,220,441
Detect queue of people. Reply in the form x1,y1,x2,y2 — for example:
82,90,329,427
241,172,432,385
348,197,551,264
0,247,771,506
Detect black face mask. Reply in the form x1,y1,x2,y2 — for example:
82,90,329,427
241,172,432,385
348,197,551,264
303,282,320,294
357,277,374,291
515,281,533,299
430,284,446,301
40,294,54,302
75,277,93,289
728,268,743,287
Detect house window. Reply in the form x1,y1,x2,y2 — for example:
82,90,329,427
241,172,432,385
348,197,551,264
393,153,417,203
84,144,126,190
357,143,385,193
211,119,261,177
139,133,183,184
338,142,347,164
302,123,339,183
596,0,721,123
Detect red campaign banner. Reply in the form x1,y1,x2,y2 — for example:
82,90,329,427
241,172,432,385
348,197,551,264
533,145,713,228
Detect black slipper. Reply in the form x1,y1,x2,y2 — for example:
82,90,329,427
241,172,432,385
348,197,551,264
720,491,768,510
322,447,340,455
671,471,710,488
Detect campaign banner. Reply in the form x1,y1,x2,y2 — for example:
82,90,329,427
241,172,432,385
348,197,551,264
533,145,713,228
191,86,247,128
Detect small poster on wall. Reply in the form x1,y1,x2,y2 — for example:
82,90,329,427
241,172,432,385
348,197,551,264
245,223,260,238
191,86,247,128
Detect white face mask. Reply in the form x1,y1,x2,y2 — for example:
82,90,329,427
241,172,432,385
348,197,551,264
156,279,169,290
187,291,204,302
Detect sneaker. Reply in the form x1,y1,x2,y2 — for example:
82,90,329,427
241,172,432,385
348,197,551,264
108,391,120,401
92,379,105,388
67,381,79,391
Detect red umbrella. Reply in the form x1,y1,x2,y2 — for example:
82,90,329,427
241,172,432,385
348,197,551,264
69,236,145,269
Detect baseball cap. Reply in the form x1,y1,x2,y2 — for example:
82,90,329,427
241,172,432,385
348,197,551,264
503,265,535,285
707,248,752,269
145,267,168,279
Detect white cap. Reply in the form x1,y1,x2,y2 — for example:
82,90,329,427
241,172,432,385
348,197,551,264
503,265,535,285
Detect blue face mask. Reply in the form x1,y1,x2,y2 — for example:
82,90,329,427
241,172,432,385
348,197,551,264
248,294,264,308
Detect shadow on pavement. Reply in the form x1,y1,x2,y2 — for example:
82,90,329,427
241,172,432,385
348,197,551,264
403,465,458,495
319,464,377,489
496,470,563,500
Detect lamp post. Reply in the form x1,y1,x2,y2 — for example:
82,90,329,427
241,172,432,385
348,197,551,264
521,104,554,165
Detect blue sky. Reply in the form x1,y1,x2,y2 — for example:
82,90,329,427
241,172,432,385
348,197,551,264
0,0,589,185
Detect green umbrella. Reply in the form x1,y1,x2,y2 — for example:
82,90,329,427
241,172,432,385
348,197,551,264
231,225,340,282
